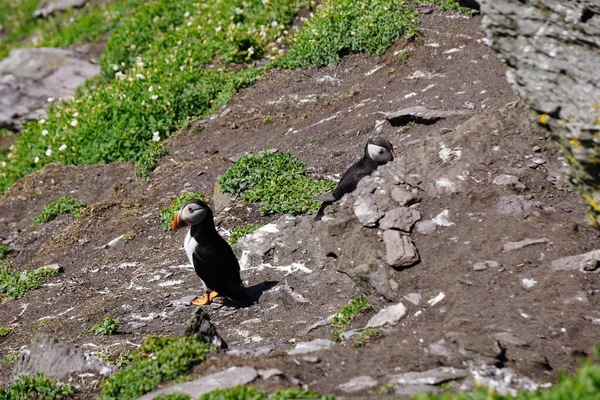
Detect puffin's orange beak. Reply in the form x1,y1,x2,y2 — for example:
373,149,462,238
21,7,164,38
391,151,397,160
172,212,181,231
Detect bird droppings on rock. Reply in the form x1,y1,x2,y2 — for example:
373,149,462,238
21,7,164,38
338,375,378,393
302,356,321,363
521,278,537,289
427,292,445,307
287,338,335,355
366,303,407,328
503,238,548,252
383,230,419,267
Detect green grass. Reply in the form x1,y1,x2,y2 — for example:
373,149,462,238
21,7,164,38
2,353,18,365
352,327,382,347
34,196,87,225
99,335,211,400
197,386,334,400
219,152,336,215
85,316,120,336
156,395,192,400
159,192,206,231
0,244,12,259
0,326,12,337
0,266,61,300
229,224,262,245
331,295,370,342
136,141,168,180
0,373,75,399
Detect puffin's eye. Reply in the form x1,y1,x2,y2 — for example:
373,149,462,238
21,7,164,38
188,206,194,213
378,149,384,154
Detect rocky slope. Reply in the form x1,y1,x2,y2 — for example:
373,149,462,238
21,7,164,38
1,8,599,399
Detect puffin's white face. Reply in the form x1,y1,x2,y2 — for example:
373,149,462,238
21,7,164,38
180,202,207,225
367,143,393,163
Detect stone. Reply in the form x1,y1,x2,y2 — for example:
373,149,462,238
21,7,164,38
338,376,378,393
391,188,420,206
107,235,125,248
493,174,526,190
503,238,548,252
564,291,589,304
521,278,537,289
302,356,320,363
550,249,600,272
497,195,534,215
388,367,469,386
473,260,501,271
174,295,197,306
287,338,334,355
380,106,476,124
138,367,258,400
379,207,421,232
12,334,118,381
339,329,361,341
34,0,89,18
297,315,334,336
128,322,148,330
184,309,227,350
366,303,407,328
383,231,419,267
35,263,63,273
403,293,422,305
493,332,529,347
353,197,382,227
226,345,280,358
258,368,284,380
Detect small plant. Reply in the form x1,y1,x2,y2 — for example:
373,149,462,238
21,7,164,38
100,335,211,399
156,394,192,400
385,68,395,75
219,152,336,215
398,121,415,135
0,266,61,300
0,373,75,399
377,383,397,395
0,243,12,259
2,353,18,365
228,224,262,246
397,50,411,63
352,327,382,347
123,232,135,244
262,116,275,124
86,316,120,336
197,386,334,400
159,192,206,231
0,326,12,337
30,319,48,333
34,196,87,225
136,141,168,180
331,295,370,342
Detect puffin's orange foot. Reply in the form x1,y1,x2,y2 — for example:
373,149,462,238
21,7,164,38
192,291,218,306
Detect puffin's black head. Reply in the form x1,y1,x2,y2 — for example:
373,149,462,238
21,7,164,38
365,137,396,164
171,199,213,231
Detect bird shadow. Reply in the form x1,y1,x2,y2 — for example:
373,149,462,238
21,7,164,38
223,280,278,308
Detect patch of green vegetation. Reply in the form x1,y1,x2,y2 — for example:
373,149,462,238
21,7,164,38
353,327,382,347
279,0,421,69
0,244,12,259
156,395,192,400
420,0,480,14
219,152,336,215
0,373,75,399
34,196,87,225
229,224,262,246
122,232,135,244
85,316,120,336
397,49,411,63
30,319,49,333
262,116,275,124
378,382,397,395
0,326,12,337
100,335,211,400
0,0,309,194
136,141,168,180
398,121,416,134
2,353,18,365
198,386,334,400
0,266,61,300
159,192,206,231
331,295,370,342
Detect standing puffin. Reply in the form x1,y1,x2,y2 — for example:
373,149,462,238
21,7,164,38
315,137,396,220
172,199,250,306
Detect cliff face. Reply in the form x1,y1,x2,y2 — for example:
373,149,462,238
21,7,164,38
478,0,600,226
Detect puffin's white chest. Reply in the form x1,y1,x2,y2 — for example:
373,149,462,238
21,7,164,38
184,230,198,267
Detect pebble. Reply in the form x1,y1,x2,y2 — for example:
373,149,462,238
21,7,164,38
366,303,407,328
338,376,378,393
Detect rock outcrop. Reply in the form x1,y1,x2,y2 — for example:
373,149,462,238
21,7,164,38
478,1,600,227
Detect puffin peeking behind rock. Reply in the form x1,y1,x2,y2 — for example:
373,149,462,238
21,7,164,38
172,199,250,306
315,137,396,220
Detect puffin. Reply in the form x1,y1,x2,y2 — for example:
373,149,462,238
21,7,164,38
172,199,250,306
315,137,396,220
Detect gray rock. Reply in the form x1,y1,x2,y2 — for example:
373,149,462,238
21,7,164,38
338,375,378,393
403,292,422,305
288,338,334,355
389,367,468,386
503,238,548,252
353,197,382,227
415,220,437,234
339,329,361,341
138,367,258,400
302,356,320,363
226,345,280,358
391,188,419,206
383,230,419,267
174,295,197,306
550,249,600,272
184,309,227,350
492,332,529,347
493,174,526,190
0,48,99,130
297,315,334,336
258,368,284,380
379,207,421,232
35,263,63,273
564,291,589,304
473,260,501,271
366,303,407,328
128,322,148,330
12,334,118,381
34,0,89,18
381,106,475,123
497,195,534,215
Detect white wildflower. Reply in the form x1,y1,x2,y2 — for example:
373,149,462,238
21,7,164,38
41,129,49,136
270,20,278,27
115,71,125,80
111,64,119,71
247,47,255,56
262,0,269,4
215,26,222,32
70,119,78,127
148,85,154,92
1,161,6,167
235,8,243,14
38,119,46,125
47,97,54,102
184,11,190,17
151,94,158,101
34,157,40,163
59,144,67,152
135,73,145,79
45,148,52,157
73,112,79,117
152,131,160,142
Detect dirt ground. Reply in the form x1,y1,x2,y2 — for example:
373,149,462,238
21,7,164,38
1,9,599,399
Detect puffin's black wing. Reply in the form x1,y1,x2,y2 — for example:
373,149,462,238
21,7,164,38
331,157,375,199
192,234,249,302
